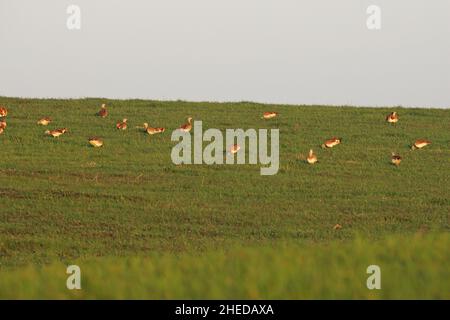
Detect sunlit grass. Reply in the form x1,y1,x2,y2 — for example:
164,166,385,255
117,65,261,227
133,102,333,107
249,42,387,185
0,234,448,299
0,97,448,271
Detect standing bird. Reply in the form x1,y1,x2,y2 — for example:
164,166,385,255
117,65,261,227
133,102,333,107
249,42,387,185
97,104,108,118
262,111,278,119
143,123,165,135
321,137,342,149
224,144,241,156
307,149,318,164
45,128,68,138
411,139,431,150
229,144,241,154
386,112,399,124
0,106,7,117
116,119,128,130
37,117,52,126
88,137,104,147
391,153,402,166
179,117,193,133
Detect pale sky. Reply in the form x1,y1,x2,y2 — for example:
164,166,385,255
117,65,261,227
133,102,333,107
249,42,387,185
0,0,449,108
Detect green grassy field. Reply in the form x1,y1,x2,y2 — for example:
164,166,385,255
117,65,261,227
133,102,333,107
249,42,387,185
0,97,449,298
1,234,449,299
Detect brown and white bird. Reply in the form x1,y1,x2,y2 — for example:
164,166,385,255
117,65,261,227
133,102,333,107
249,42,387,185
386,111,399,123
262,111,278,119
307,149,318,164
116,119,128,130
321,137,342,148
0,106,7,117
37,117,52,126
229,144,241,154
391,153,402,166
97,104,108,118
45,128,68,138
88,137,104,147
143,123,165,135
0,120,6,130
411,139,431,150
179,117,193,133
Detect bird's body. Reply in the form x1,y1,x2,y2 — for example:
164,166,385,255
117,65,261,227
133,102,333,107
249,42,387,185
98,104,108,118
116,119,128,130
143,123,165,135
321,137,342,148
386,112,399,123
88,137,104,147
0,120,6,130
391,153,402,166
45,128,68,138
0,107,7,117
37,117,52,126
262,112,278,119
411,139,431,150
307,149,318,164
179,117,193,132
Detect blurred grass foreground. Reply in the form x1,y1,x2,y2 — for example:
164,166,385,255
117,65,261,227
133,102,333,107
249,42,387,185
0,233,448,299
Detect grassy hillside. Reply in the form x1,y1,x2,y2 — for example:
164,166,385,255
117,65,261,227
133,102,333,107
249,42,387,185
0,234,449,299
0,97,449,270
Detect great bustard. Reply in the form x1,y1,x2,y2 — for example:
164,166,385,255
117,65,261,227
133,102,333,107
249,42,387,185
321,137,342,149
